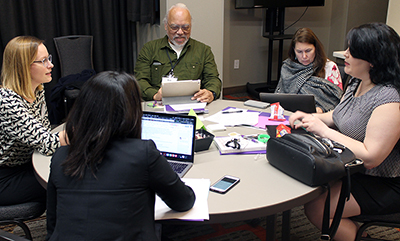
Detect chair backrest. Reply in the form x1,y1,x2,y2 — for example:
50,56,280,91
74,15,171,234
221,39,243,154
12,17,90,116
259,92,316,113
337,64,350,91
0,230,29,241
350,213,400,241
0,202,46,240
54,35,94,77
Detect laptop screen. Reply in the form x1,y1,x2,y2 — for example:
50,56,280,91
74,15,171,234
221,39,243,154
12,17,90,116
259,93,316,113
142,111,196,162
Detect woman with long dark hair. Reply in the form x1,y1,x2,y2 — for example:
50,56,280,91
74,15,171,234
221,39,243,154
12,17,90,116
46,71,195,241
290,23,400,240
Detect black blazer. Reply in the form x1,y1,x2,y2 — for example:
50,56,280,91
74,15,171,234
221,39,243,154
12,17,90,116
46,138,195,241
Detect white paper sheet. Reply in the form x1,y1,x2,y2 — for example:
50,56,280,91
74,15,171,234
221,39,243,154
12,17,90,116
205,108,260,126
155,178,210,221
167,102,207,111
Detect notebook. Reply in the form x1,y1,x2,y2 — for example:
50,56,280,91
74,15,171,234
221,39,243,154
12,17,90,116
162,80,200,105
142,111,196,178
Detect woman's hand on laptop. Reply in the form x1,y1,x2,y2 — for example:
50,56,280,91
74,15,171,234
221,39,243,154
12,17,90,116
192,89,213,103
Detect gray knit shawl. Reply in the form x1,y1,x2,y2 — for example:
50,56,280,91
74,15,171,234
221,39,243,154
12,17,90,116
275,58,343,112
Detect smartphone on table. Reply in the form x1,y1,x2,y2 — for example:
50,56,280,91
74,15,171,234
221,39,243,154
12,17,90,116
209,175,240,194
244,100,270,109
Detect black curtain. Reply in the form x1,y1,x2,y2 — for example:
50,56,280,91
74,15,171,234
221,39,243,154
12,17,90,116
0,0,156,108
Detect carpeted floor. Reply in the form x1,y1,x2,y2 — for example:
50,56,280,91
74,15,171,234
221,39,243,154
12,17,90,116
161,206,323,240
223,92,257,102
2,92,400,241
3,205,400,240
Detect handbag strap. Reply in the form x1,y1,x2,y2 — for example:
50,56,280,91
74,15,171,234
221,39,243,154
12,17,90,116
320,175,350,240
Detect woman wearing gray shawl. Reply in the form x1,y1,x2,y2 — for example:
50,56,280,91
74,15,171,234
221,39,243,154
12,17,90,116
275,28,343,113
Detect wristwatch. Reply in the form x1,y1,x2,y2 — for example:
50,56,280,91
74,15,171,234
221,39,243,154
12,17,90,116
211,91,216,100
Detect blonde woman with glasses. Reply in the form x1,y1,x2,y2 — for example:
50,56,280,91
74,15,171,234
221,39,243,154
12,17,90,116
0,36,67,206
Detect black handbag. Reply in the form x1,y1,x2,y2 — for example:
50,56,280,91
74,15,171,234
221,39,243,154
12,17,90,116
267,133,363,187
266,133,364,240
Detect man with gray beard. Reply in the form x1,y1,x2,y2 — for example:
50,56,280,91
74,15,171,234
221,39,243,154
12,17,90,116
135,3,221,103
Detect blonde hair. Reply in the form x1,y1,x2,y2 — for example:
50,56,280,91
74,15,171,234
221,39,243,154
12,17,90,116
1,36,44,99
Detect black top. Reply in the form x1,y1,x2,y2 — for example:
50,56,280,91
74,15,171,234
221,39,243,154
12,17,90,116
46,138,195,241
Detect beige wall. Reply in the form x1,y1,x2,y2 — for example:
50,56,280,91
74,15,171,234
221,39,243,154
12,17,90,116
328,0,349,57
387,0,400,33
154,0,389,90
156,0,333,88
223,0,333,88
137,0,224,82
328,0,388,65
165,0,224,82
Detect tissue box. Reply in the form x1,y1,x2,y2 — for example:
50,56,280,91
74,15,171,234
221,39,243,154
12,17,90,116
195,129,214,152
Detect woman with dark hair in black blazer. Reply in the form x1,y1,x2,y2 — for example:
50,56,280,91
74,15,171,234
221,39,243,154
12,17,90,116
46,71,195,241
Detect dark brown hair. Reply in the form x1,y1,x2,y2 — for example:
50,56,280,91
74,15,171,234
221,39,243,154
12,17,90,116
288,28,327,78
62,71,143,179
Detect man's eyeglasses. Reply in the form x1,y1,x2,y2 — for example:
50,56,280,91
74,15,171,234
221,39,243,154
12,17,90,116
33,54,52,68
167,22,191,32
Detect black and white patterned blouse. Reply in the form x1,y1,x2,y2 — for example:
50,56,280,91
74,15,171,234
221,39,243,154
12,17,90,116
0,87,60,167
333,78,400,177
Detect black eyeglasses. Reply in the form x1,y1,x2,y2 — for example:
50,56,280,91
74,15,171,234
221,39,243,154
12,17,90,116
167,22,191,32
33,54,52,68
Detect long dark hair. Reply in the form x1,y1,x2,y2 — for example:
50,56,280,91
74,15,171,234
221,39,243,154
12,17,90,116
346,22,400,93
62,71,143,179
288,28,327,78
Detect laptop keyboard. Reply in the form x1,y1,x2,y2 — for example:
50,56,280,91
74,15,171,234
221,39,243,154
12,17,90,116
169,162,188,174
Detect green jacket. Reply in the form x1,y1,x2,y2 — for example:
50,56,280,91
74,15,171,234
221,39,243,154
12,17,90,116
135,36,222,101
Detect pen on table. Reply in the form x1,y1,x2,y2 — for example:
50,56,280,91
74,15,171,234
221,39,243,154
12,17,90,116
242,134,259,143
229,124,265,130
222,110,243,114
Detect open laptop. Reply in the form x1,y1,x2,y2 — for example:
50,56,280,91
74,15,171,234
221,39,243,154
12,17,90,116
141,111,196,178
259,93,316,113
162,80,200,105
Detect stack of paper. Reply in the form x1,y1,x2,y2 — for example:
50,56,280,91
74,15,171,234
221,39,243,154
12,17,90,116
204,108,259,127
205,107,290,129
165,102,207,113
155,178,210,221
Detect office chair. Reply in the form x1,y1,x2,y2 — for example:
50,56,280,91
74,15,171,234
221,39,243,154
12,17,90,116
350,213,400,241
0,230,29,241
53,35,94,77
53,35,95,120
338,64,351,91
0,202,46,240
259,92,316,113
